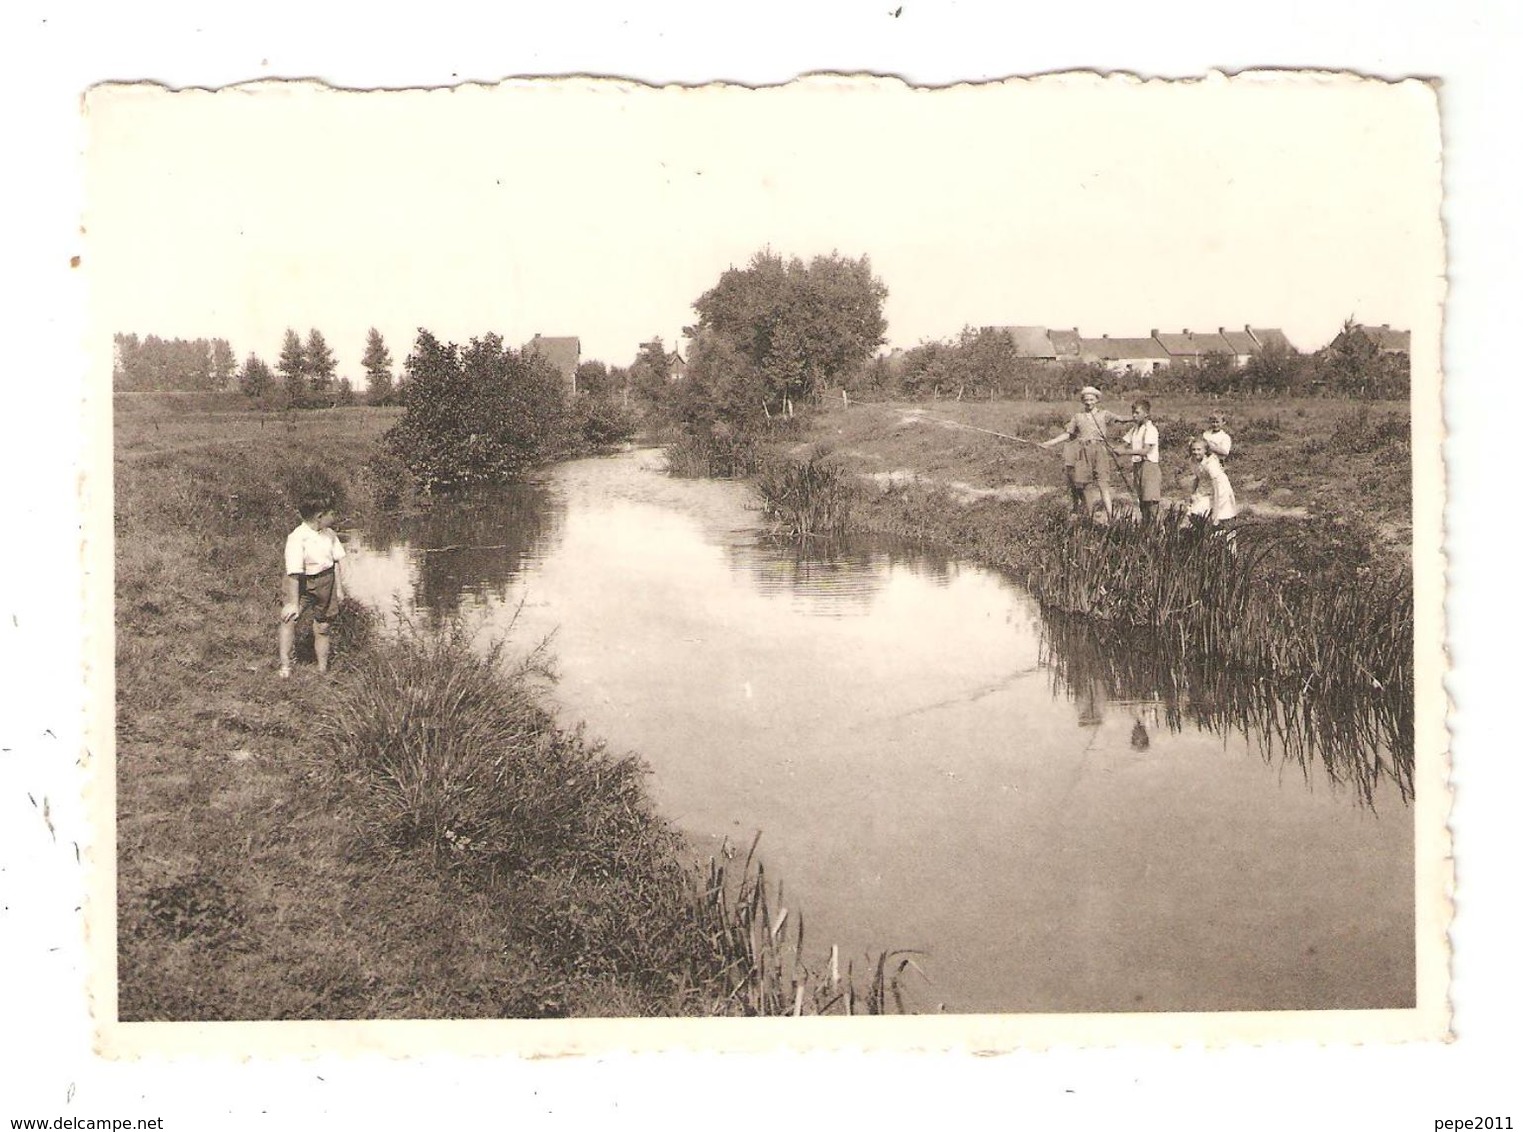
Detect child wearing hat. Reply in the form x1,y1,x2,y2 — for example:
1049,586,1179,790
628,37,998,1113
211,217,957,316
1040,385,1128,521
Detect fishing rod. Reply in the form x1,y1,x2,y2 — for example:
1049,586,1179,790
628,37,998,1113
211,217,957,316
918,413,1039,446
1086,406,1142,508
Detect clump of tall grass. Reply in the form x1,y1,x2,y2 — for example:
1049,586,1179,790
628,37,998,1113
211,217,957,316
1023,514,1411,703
665,432,763,478
755,448,857,540
324,618,666,874
689,836,928,1016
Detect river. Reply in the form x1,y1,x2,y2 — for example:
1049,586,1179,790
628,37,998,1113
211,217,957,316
344,448,1413,1014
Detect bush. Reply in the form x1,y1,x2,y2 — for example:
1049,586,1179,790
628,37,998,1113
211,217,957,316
568,394,637,449
1237,413,1283,442
382,330,571,494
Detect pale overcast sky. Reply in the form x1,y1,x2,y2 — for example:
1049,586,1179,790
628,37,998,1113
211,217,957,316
86,74,1441,380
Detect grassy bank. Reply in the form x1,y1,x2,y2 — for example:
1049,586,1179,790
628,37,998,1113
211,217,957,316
115,401,907,1019
794,393,1412,548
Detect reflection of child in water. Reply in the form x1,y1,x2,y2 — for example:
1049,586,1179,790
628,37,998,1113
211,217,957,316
1076,677,1106,728
1129,701,1161,750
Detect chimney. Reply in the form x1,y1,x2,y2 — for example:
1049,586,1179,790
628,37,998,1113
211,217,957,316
1149,329,1158,338
1218,327,1226,335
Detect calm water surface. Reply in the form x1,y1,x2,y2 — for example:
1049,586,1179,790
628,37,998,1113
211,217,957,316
346,449,1413,1014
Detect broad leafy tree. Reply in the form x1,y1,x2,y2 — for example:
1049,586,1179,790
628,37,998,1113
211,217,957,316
575,359,612,398
210,338,237,390
691,249,888,414
362,327,395,404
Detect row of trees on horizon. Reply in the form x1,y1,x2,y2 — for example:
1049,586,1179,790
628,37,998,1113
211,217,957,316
114,254,1407,408
113,328,398,406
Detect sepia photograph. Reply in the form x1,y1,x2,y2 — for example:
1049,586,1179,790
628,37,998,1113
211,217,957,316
87,74,1446,1052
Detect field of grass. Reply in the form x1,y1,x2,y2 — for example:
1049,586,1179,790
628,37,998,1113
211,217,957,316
114,396,907,1020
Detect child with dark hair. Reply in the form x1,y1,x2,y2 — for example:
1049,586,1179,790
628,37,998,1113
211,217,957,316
278,493,347,677
1123,398,1161,526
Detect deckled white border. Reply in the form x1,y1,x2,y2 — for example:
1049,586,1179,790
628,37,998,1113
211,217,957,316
81,73,1450,1060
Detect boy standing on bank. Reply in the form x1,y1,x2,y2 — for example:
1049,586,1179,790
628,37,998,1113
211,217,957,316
1123,398,1162,526
279,494,347,678
1041,385,1128,521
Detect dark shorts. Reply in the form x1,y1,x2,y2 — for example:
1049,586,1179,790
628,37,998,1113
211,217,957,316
296,567,340,623
1071,442,1111,487
1134,460,1162,502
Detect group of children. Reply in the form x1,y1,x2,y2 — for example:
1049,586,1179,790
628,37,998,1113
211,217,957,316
1040,385,1238,528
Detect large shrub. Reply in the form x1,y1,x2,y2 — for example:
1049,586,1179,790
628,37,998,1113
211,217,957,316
382,330,570,493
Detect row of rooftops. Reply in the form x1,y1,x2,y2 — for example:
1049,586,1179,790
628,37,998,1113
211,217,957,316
974,323,1409,363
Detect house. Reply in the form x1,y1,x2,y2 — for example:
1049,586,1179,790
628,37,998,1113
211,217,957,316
1047,328,1082,362
983,325,1057,360
1247,326,1292,353
523,334,581,396
1079,334,1170,376
1343,323,1411,355
1218,327,1261,367
1151,328,1237,367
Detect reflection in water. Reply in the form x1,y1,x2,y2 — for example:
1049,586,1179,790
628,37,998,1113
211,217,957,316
358,483,563,622
727,536,960,618
1039,609,1414,806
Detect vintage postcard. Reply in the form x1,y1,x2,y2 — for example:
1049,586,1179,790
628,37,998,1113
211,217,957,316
86,73,1448,1056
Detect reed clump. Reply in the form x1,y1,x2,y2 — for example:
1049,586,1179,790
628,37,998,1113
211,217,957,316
689,836,929,1016
665,431,763,478
755,448,857,540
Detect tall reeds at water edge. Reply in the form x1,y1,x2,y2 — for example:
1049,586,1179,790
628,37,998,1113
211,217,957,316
1025,517,1412,710
690,835,928,1015
754,448,855,540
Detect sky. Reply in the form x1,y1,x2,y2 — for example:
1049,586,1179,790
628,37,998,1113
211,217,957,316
86,74,1442,383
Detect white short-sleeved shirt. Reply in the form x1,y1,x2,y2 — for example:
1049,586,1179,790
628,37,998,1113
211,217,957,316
285,522,346,576
1203,428,1233,458
1123,420,1160,463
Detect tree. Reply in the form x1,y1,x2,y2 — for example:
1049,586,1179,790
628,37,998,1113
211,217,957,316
1243,337,1308,394
362,328,395,404
277,329,307,405
575,359,612,398
238,353,274,399
691,249,888,414
382,329,571,492
210,338,237,390
306,329,337,398
336,377,356,406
